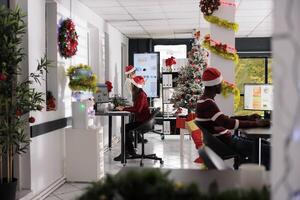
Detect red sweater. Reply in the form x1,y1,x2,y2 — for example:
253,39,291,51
123,90,150,122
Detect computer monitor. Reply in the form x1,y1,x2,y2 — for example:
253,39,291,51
93,83,109,103
244,84,273,111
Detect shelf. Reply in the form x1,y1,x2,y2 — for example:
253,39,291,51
162,72,179,75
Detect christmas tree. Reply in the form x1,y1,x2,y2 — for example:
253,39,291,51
171,30,208,112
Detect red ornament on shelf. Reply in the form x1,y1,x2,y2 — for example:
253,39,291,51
0,73,7,81
29,117,35,123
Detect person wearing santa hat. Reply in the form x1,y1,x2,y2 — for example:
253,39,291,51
124,65,136,106
196,67,271,169
114,76,151,161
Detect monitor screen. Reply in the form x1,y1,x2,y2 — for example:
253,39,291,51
244,84,273,111
93,83,109,103
133,52,160,98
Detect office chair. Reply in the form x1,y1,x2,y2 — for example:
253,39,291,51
134,108,164,167
199,146,231,170
197,124,246,169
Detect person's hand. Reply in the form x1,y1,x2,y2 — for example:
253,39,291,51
256,119,271,127
116,106,124,111
249,113,262,121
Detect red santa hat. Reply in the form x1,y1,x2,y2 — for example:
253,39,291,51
202,67,223,87
125,65,136,74
130,76,145,88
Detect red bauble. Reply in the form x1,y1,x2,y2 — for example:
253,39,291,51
16,109,22,117
29,117,35,123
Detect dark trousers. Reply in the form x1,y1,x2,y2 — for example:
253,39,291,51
227,135,270,170
125,121,142,154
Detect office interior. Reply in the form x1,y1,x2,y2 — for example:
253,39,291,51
0,0,298,200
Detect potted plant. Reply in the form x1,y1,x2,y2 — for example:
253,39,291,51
0,6,49,200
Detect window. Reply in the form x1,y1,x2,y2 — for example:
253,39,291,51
234,57,272,116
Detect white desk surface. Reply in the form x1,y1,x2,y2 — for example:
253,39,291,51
241,127,272,136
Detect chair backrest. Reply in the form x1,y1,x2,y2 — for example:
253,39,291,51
199,146,230,170
196,123,237,160
135,108,160,133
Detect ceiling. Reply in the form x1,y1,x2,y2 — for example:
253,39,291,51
78,0,273,38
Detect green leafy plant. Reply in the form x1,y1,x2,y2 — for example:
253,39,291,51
0,5,50,184
78,169,270,200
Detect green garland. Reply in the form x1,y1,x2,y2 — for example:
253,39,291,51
221,81,241,110
204,15,239,32
202,40,239,64
67,64,97,92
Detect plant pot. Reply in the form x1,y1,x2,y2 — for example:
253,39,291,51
0,178,18,200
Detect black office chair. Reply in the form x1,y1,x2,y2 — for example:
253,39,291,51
134,108,164,167
199,146,231,170
197,124,246,169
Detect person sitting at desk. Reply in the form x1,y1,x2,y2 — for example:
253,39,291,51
195,67,271,169
114,76,151,161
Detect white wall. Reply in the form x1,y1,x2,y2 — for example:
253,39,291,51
272,0,300,199
17,0,128,197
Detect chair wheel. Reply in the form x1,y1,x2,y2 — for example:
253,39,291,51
161,135,165,140
160,160,164,165
140,161,144,167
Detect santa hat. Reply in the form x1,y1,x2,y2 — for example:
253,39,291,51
202,67,223,87
130,76,145,88
125,65,136,74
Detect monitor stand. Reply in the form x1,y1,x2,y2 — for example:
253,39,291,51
264,111,272,120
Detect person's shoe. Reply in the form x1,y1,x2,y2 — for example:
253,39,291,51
138,138,148,144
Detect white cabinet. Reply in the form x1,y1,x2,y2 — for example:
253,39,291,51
65,128,104,182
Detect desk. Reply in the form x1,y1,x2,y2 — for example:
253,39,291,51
118,167,269,192
96,111,132,165
241,127,272,166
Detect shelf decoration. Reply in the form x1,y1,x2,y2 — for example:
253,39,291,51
204,15,239,32
171,30,208,112
46,91,57,111
58,18,78,58
221,80,240,110
66,64,97,92
202,34,239,64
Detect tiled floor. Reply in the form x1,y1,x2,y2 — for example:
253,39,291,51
46,134,201,200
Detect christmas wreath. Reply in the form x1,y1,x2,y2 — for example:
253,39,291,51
202,34,239,64
66,64,97,92
199,0,221,16
58,18,78,58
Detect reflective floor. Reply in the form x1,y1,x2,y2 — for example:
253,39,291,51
46,134,201,200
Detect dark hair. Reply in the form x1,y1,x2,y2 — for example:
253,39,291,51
132,84,142,102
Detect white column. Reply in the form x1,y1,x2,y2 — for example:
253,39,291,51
210,0,236,116
272,1,300,200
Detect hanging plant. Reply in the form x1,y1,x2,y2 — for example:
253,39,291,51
66,64,97,92
58,18,78,58
199,0,221,16
202,34,239,64
204,15,239,32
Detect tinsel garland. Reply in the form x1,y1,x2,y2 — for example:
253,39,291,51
202,39,239,64
221,81,240,110
204,15,239,32
67,64,97,92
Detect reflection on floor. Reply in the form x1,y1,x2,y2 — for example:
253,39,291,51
46,134,201,200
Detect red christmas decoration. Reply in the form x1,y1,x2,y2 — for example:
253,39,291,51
165,56,176,67
105,81,113,93
47,91,56,111
58,18,78,58
199,0,221,16
16,109,22,117
0,73,7,81
29,117,35,123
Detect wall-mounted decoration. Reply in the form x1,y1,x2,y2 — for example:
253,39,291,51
58,18,78,58
66,64,97,92
46,91,56,111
